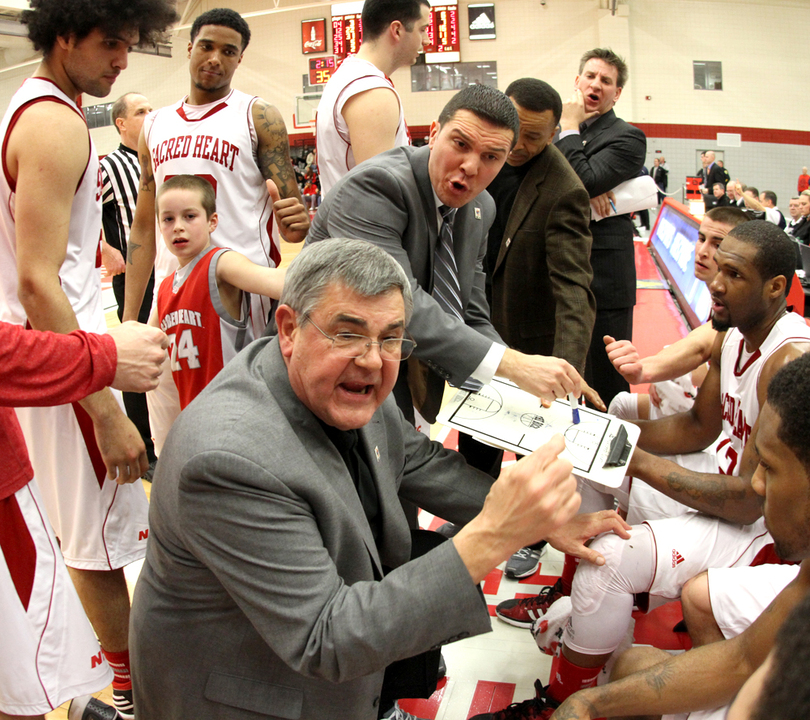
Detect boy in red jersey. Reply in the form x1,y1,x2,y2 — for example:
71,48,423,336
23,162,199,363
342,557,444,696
155,175,285,408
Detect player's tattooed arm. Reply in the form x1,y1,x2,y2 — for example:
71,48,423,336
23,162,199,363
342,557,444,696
127,148,153,265
253,98,309,243
253,99,300,198
642,660,676,694
139,145,155,193
123,133,157,321
550,693,602,720
628,449,762,524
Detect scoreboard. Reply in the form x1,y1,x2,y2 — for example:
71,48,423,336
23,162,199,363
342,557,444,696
308,56,337,85
330,3,459,63
331,12,362,59
425,5,460,63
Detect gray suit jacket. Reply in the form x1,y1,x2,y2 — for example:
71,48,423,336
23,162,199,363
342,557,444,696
307,145,503,417
490,144,595,374
130,337,493,720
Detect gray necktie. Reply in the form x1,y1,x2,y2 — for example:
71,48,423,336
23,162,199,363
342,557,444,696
433,205,483,392
432,205,463,320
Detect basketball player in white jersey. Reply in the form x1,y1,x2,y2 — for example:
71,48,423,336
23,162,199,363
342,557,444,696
123,8,309,451
475,222,810,718
544,352,810,720
316,0,430,196
0,2,178,718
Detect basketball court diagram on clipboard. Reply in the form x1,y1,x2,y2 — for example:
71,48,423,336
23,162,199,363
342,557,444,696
437,378,639,486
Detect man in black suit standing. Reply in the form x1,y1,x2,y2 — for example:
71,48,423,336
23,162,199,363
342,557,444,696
555,48,646,406
699,150,725,200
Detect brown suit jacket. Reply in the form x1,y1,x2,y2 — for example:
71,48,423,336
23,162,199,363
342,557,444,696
490,144,596,373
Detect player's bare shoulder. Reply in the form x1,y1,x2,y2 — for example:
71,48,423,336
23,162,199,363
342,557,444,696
757,341,810,396
6,100,88,180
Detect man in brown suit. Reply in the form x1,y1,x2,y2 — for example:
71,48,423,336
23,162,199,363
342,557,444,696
460,78,595,579
488,78,595,371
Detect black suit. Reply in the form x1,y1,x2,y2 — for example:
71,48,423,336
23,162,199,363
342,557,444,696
555,110,646,405
703,163,725,193
652,165,668,203
794,216,810,245
705,194,731,209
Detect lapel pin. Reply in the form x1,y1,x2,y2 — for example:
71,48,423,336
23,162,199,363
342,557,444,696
474,207,481,220
375,446,380,461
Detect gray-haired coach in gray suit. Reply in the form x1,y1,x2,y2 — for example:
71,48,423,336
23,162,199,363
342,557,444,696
130,239,628,720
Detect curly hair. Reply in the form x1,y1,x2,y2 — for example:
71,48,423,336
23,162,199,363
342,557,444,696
22,0,178,55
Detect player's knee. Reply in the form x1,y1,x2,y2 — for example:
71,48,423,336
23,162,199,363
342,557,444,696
571,527,653,616
682,571,713,617
608,391,639,421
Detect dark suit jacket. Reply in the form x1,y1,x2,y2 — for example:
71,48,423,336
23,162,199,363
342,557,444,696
651,165,667,191
705,194,731,209
130,338,493,720
490,144,595,373
793,216,810,245
706,163,725,190
555,110,646,310
307,145,503,418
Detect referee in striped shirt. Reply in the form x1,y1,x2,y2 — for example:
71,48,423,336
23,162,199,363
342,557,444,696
101,92,158,477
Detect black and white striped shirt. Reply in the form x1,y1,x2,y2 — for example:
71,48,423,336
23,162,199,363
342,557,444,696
100,143,140,258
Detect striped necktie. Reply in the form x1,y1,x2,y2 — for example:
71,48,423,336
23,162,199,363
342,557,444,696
433,205,463,320
433,205,483,392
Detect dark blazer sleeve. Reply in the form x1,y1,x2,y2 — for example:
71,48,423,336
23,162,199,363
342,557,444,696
307,157,498,387
555,115,647,198
543,187,596,370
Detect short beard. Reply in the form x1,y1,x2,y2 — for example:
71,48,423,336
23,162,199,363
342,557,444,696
711,314,732,332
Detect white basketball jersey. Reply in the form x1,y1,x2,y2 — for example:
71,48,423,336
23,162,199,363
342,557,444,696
716,311,810,475
147,89,278,282
316,55,410,196
0,78,104,332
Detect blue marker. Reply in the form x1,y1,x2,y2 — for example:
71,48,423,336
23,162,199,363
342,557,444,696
608,198,618,215
568,392,580,424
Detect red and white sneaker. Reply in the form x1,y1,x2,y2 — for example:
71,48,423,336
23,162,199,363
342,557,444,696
495,578,565,628
468,679,559,719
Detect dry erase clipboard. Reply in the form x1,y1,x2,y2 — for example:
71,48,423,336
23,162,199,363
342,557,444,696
436,377,639,487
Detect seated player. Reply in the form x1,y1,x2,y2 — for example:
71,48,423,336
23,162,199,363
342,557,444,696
726,591,810,720
473,222,810,717
495,207,750,628
540,352,810,720
606,206,750,423
154,175,285,409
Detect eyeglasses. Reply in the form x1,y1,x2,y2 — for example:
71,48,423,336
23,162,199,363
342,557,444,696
305,317,416,362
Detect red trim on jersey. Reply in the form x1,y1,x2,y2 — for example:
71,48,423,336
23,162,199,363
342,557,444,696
733,338,761,377
176,101,229,122
100,485,118,569
71,401,109,489
0,493,37,610
2,93,90,194
268,214,280,266
727,527,772,567
750,543,796,567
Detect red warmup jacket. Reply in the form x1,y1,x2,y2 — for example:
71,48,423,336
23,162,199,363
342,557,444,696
1,323,116,499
